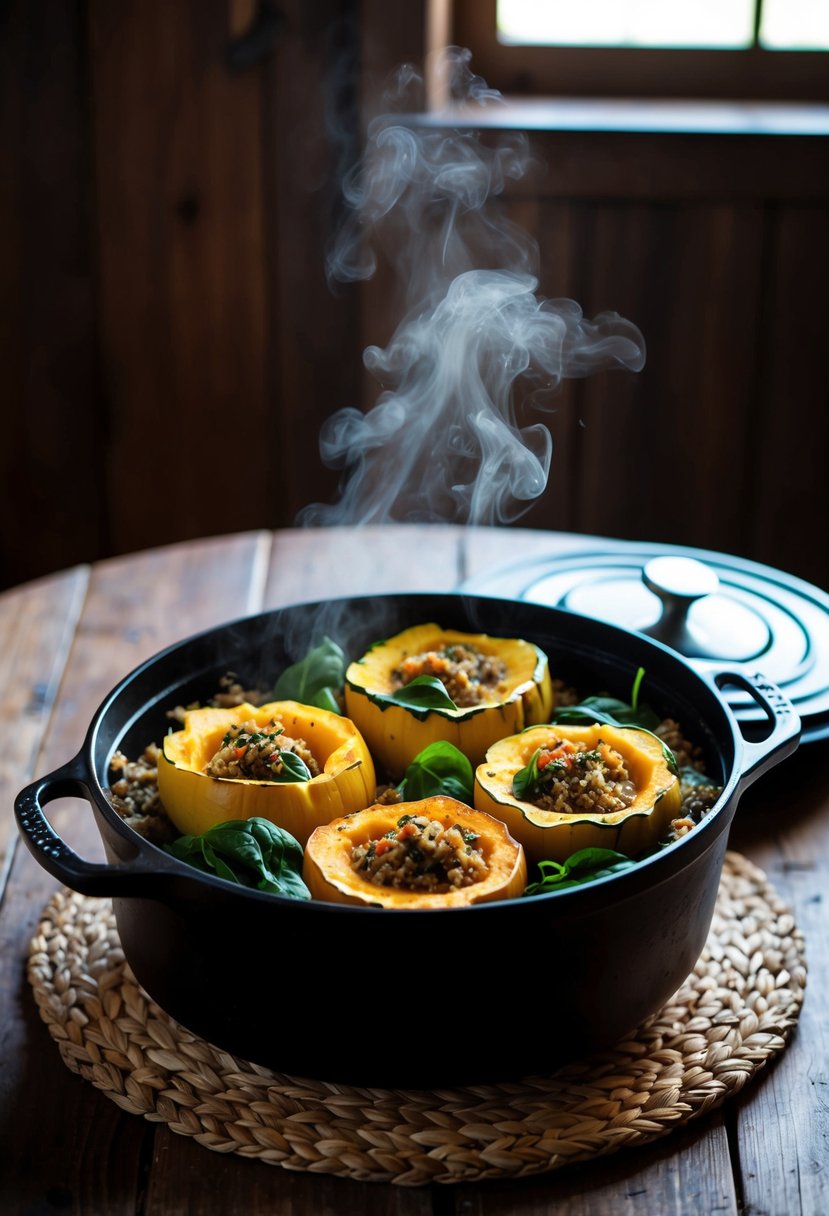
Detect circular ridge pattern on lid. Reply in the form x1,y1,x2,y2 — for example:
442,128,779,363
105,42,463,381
462,539,829,742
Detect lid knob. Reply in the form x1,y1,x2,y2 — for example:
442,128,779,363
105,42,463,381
641,556,765,659
643,556,719,604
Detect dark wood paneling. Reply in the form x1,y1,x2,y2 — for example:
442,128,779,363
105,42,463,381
1,2,828,594
262,0,362,525
494,128,829,204
572,202,764,557
88,0,270,554
514,197,583,534
748,205,829,587
0,0,105,587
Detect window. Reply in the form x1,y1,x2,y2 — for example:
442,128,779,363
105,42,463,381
449,0,829,101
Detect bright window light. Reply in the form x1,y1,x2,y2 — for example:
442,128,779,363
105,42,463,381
760,0,829,49
497,0,756,49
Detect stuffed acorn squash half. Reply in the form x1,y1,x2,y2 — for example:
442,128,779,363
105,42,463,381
303,797,527,909
158,700,376,845
474,723,681,864
344,623,553,777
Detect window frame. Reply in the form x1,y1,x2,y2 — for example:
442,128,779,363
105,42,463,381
450,0,829,102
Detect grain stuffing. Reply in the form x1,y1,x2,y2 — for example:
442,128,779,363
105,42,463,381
108,745,176,844
205,718,320,781
392,643,507,707
351,812,488,891
524,737,638,815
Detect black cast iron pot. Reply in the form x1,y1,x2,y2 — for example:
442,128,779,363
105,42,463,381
15,594,799,1087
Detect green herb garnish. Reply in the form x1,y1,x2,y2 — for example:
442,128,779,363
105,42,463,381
274,636,346,714
384,675,458,713
397,740,474,803
165,817,311,899
523,848,638,896
547,668,677,774
512,746,545,800
272,750,312,783
630,665,645,713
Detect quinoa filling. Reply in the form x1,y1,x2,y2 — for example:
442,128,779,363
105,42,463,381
518,737,638,816
205,718,320,782
109,745,177,845
351,813,489,891
392,644,507,707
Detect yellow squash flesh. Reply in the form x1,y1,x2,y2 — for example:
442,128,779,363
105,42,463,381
303,797,528,909
344,623,554,777
474,723,681,864
158,700,376,845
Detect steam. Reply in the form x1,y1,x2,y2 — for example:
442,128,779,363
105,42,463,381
299,49,645,527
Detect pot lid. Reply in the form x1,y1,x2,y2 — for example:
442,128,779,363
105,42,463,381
462,539,829,742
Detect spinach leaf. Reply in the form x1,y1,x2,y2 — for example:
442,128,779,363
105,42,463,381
550,696,660,732
398,740,474,803
630,665,646,714
274,636,346,714
271,750,312,783
549,666,658,729
165,817,311,899
383,675,457,712
523,847,638,896
512,746,545,800
547,669,677,774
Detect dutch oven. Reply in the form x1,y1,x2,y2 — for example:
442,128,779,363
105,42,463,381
15,594,799,1088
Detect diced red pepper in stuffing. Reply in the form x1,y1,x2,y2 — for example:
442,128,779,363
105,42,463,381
537,741,576,770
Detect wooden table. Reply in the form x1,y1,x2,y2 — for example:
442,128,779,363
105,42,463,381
1,525,827,1214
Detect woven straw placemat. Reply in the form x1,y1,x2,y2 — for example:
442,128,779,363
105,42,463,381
28,851,805,1186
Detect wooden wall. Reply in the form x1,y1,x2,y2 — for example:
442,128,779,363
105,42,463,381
497,132,829,592
2,1,827,591
0,0,362,589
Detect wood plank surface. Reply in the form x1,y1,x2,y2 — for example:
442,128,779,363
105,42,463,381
264,524,467,606
0,533,269,1215
729,742,829,1216
141,525,451,1211
1,527,827,1214
0,566,88,890
143,1132,434,1216
455,1118,737,1215
457,528,743,1212
459,523,604,586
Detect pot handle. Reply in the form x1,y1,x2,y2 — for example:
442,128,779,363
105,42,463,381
14,753,179,897
711,670,801,790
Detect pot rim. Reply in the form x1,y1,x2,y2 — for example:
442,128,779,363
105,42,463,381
17,592,801,911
